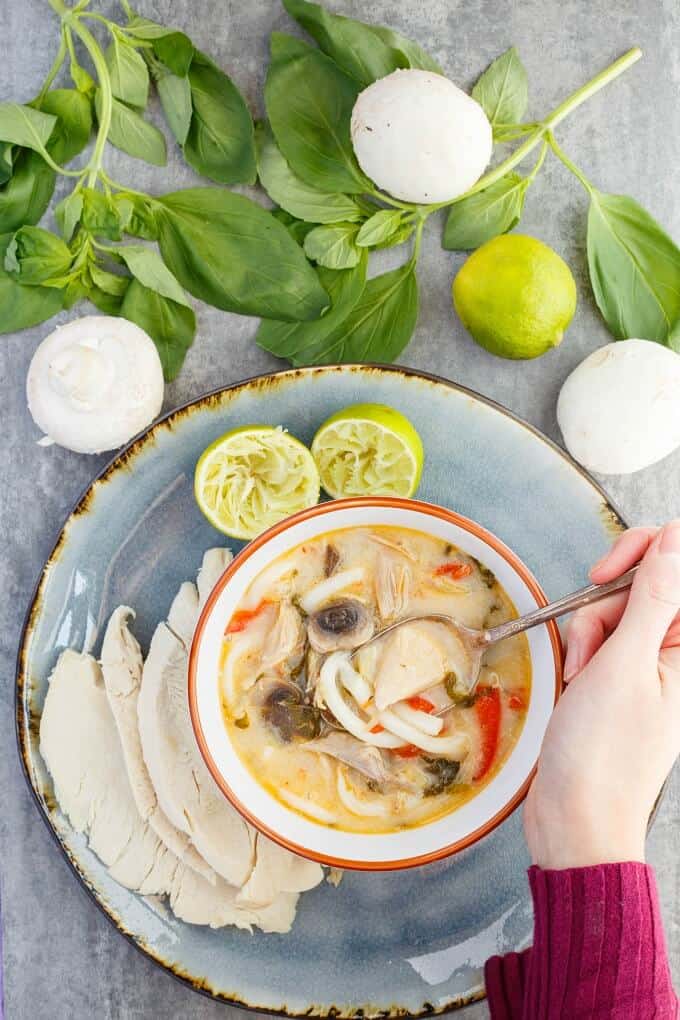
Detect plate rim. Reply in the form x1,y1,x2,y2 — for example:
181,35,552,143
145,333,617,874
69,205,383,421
14,362,628,1017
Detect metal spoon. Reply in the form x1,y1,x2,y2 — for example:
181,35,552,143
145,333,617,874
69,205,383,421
351,566,639,693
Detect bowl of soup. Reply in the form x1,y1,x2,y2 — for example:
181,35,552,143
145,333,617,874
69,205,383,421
189,498,562,870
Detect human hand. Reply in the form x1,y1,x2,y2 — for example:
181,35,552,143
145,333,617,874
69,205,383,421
524,522,680,869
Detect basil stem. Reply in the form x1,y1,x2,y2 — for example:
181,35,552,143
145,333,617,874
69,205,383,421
430,46,641,212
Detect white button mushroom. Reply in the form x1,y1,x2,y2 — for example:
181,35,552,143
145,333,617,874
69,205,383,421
350,68,492,204
26,315,164,454
557,339,680,474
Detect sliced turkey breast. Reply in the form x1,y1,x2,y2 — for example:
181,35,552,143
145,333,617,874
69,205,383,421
238,834,323,908
101,606,214,882
137,553,255,887
40,649,299,933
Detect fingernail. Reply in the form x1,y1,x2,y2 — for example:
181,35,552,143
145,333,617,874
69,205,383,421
660,522,680,555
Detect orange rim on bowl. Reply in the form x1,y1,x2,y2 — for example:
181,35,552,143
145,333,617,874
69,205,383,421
188,497,563,871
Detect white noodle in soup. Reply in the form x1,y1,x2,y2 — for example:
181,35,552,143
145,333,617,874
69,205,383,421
220,526,530,834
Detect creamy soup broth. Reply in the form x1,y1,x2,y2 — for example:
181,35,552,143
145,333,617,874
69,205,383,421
220,526,531,834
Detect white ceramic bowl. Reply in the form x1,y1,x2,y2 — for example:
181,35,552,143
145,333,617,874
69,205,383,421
189,498,562,870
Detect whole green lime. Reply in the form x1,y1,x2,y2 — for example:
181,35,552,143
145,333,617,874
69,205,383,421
452,234,577,359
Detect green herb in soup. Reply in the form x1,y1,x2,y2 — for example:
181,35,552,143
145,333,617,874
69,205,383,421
220,525,530,834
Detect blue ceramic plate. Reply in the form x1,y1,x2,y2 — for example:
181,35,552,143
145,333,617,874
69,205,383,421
16,365,625,1016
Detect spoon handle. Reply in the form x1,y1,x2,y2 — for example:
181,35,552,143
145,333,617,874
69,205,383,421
483,566,639,647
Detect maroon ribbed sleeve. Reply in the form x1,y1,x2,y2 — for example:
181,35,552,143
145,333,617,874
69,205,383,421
485,863,678,1019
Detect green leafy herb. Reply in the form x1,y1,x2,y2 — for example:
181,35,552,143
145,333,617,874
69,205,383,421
156,72,192,146
106,36,149,108
114,244,189,307
265,33,369,194
0,150,55,232
155,188,329,320
153,33,194,78
356,210,405,248
423,757,461,796
472,47,529,134
120,278,195,380
81,187,124,239
4,225,72,285
39,89,93,164
55,191,83,241
285,260,418,364
443,173,527,250
88,262,129,297
255,120,362,224
96,90,167,166
0,103,57,155
303,222,361,269
0,233,63,333
183,51,256,185
587,190,680,343
256,256,367,363
0,144,13,186
283,0,441,85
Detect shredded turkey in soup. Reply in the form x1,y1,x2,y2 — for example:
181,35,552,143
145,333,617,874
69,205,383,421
220,526,530,833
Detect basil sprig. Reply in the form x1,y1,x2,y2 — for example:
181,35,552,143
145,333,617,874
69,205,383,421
1,0,675,380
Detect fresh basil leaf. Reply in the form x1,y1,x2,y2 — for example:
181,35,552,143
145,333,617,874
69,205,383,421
256,256,367,363
283,0,441,84
80,187,124,240
113,244,190,307
0,102,56,154
304,223,360,268
55,191,83,242
272,208,317,245
89,262,130,297
472,47,528,132
4,225,72,285
587,190,680,343
374,221,414,250
0,143,13,185
121,277,195,380
106,36,149,108
40,89,93,164
153,31,194,77
265,33,369,195
157,71,192,146
282,0,406,85
63,275,89,308
95,90,167,166
87,282,128,315
370,25,443,75
443,172,527,250
0,149,55,232
70,55,95,96
0,233,63,333
183,51,255,185
155,187,329,321
301,261,418,363
124,13,194,74
121,193,159,240
255,120,361,224
356,210,404,247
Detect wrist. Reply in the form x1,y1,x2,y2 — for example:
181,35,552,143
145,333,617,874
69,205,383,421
525,792,646,869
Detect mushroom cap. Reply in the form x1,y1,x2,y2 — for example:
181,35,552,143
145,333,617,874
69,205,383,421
557,339,680,475
350,68,492,204
26,315,164,454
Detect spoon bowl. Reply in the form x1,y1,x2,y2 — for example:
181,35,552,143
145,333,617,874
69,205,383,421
351,565,639,693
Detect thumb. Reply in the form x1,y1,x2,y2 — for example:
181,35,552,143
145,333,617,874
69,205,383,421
617,521,680,654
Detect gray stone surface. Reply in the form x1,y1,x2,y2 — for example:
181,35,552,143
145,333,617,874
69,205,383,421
1,0,679,1017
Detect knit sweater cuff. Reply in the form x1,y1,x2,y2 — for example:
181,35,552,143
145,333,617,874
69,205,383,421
485,863,678,1020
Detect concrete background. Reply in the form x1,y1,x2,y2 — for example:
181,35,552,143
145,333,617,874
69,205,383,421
1,0,679,1016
